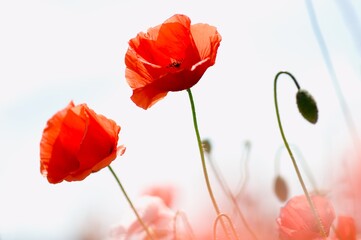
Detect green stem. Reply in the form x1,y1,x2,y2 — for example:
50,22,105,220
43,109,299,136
108,165,155,240
274,71,327,238
186,89,232,239
275,145,319,193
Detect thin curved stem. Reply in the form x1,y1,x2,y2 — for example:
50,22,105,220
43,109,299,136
205,151,258,240
274,71,327,238
292,145,319,193
235,141,252,197
173,210,196,240
275,144,319,193
186,88,233,239
108,165,155,240
213,214,239,240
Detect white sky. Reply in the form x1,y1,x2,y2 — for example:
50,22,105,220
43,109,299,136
1,0,361,239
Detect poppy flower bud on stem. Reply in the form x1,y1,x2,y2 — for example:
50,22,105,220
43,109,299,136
273,71,328,238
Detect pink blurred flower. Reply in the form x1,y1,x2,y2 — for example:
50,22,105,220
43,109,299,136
330,150,361,233
141,184,178,208
277,194,335,240
332,215,357,240
108,196,176,240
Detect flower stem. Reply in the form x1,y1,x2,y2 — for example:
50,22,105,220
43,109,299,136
205,150,258,240
274,71,327,238
275,145,319,193
235,141,251,197
213,214,238,240
186,88,233,239
173,210,196,240
108,165,155,240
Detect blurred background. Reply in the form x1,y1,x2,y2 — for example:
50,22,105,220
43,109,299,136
1,0,361,239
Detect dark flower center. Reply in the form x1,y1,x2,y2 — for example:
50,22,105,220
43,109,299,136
168,59,182,68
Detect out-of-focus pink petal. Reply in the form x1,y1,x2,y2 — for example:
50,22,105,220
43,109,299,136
277,194,335,240
141,184,178,208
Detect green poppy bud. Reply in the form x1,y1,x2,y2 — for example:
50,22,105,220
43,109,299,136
296,89,318,124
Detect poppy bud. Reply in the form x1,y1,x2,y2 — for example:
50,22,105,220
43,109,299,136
274,175,289,202
202,139,212,154
296,89,318,124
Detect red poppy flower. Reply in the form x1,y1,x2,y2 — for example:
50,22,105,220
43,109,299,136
277,194,335,240
125,14,222,109
40,101,125,184
334,216,357,240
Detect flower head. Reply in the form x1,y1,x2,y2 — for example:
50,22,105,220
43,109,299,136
333,216,357,240
40,101,125,184
125,14,222,109
277,194,335,240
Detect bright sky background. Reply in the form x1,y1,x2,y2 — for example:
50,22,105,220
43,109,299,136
1,0,361,239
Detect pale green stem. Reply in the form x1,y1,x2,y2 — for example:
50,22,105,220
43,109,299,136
108,166,155,240
205,151,258,240
235,141,251,197
186,88,233,239
275,145,319,192
213,214,239,240
173,210,196,240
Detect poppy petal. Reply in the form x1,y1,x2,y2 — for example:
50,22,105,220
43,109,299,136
131,85,168,110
